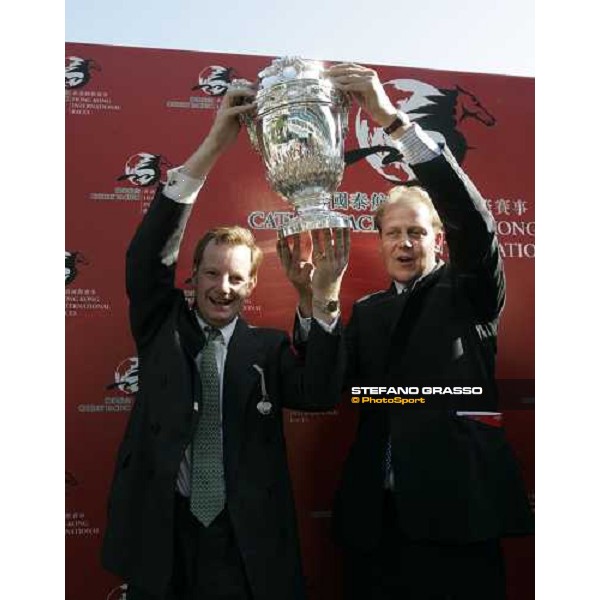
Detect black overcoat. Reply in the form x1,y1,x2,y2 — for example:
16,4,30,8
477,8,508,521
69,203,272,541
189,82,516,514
329,146,534,549
101,189,344,599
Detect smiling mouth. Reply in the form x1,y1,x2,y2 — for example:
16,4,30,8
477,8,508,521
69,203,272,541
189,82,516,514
209,297,234,307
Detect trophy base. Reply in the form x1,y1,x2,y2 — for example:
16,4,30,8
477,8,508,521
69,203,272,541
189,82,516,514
279,210,352,238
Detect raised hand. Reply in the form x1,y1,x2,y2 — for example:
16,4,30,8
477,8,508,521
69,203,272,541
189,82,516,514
205,86,257,153
277,228,350,321
277,233,314,317
310,227,351,300
183,85,256,179
325,63,398,128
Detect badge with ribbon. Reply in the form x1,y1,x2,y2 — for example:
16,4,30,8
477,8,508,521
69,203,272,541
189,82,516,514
252,364,273,416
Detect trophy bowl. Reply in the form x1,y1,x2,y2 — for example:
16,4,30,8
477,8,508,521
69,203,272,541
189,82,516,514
235,57,351,238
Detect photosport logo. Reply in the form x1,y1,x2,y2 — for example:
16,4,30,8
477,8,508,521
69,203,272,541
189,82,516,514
65,56,101,89
347,79,496,183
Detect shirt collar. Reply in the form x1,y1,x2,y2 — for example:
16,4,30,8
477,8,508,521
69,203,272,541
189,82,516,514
393,260,444,294
393,280,407,294
194,313,237,347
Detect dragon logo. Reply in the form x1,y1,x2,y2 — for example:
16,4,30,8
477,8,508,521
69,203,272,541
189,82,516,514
117,153,172,187
65,56,101,89
65,251,89,285
106,357,139,395
192,65,237,96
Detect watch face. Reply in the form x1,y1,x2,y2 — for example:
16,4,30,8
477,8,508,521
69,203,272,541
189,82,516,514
326,300,339,312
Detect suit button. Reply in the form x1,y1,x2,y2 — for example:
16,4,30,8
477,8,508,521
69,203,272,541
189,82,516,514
150,422,161,435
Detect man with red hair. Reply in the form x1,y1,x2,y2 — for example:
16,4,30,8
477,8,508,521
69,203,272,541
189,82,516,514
102,86,349,600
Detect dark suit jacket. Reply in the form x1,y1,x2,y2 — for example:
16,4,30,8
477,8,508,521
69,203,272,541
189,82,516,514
101,188,343,599
330,146,534,550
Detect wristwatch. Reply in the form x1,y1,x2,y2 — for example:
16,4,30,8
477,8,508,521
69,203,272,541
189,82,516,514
313,297,340,313
383,112,411,135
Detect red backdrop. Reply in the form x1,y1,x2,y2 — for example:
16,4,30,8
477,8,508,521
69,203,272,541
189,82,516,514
65,42,534,600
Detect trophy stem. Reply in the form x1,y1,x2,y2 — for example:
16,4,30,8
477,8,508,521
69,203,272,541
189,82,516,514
280,193,352,238
293,191,331,213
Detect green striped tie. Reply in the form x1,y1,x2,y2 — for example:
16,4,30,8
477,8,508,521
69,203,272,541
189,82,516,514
190,328,225,525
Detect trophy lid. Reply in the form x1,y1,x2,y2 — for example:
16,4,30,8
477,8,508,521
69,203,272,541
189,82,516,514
253,56,348,117
257,57,324,89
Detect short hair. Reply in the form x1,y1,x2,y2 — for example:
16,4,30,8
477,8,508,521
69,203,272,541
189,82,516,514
192,226,264,277
374,185,443,234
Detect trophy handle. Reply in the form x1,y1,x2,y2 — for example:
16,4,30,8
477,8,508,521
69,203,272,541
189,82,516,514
341,109,349,139
340,91,351,138
243,116,260,152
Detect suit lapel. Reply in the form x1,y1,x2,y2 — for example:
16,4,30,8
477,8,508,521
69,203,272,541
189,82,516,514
178,302,205,359
362,268,445,375
385,265,445,375
222,319,263,489
176,303,206,420
363,285,409,371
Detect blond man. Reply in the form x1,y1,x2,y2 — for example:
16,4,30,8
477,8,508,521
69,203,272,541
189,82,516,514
282,63,533,600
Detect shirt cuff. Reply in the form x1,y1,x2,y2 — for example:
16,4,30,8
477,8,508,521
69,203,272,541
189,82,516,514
297,309,312,341
386,123,442,165
163,166,206,204
296,308,339,337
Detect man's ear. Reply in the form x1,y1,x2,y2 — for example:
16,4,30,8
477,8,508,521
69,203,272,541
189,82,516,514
378,233,385,257
434,231,445,255
246,275,258,296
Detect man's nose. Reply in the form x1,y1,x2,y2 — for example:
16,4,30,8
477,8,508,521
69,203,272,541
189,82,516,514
397,235,413,248
216,276,232,294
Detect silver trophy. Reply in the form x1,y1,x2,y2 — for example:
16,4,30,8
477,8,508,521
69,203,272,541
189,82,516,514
233,57,351,238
